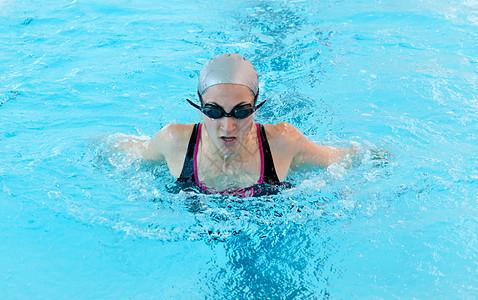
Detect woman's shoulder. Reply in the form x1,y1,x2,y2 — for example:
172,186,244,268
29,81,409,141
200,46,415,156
160,123,196,140
262,122,304,153
151,123,197,155
262,122,303,142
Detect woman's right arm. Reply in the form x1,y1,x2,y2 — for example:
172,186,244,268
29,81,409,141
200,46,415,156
117,125,175,162
117,123,193,162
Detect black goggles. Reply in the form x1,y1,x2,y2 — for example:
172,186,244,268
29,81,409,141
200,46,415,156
187,97,266,120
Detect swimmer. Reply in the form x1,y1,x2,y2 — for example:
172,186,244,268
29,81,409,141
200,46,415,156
119,53,359,197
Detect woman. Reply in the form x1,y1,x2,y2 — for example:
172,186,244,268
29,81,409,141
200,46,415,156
120,53,355,196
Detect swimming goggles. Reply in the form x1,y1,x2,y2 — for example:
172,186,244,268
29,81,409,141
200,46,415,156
186,98,266,119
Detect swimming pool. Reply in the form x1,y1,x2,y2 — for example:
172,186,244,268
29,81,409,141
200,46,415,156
1,0,477,298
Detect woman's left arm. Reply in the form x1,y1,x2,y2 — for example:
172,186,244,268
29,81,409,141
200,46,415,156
275,122,358,169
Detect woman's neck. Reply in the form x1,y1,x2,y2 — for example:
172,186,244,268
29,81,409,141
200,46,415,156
201,123,258,165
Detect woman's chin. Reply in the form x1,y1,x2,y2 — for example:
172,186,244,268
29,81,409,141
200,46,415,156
218,144,240,156
219,147,237,156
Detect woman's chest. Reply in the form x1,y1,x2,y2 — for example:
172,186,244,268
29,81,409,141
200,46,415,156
196,152,262,191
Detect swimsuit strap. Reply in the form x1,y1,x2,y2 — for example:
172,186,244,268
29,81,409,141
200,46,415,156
259,124,281,185
256,123,265,184
193,123,202,184
177,123,199,183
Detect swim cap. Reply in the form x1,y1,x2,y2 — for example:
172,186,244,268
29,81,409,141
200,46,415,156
198,53,259,96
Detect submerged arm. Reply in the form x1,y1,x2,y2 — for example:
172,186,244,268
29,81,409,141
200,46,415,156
118,136,164,161
116,123,193,165
117,125,180,162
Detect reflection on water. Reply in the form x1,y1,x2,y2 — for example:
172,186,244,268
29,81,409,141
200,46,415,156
204,223,337,298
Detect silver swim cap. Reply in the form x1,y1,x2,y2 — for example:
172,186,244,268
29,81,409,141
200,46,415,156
198,53,259,96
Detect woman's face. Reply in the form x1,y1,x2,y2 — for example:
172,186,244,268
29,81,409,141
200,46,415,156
201,84,256,156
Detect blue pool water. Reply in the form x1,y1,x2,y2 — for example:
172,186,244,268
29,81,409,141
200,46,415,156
1,0,477,298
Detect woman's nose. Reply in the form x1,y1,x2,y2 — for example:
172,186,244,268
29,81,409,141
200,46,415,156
220,116,236,132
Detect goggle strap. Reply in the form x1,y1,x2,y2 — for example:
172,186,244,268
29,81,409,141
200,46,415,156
197,91,204,105
255,99,267,110
186,98,201,110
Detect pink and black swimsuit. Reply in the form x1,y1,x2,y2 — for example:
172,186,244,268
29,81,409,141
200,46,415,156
176,123,290,197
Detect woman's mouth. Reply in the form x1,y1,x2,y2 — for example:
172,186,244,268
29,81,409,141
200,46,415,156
220,136,237,145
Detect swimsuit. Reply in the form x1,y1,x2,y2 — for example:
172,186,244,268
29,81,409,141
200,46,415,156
175,123,290,197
